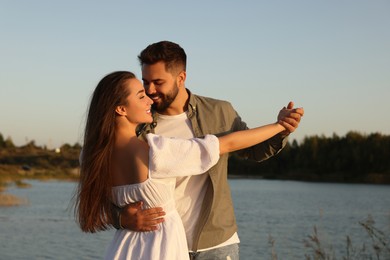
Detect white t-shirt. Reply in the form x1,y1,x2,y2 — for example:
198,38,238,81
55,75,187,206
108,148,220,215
154,112,239,251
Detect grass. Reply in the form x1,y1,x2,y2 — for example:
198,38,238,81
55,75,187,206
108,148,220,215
269,215,390,260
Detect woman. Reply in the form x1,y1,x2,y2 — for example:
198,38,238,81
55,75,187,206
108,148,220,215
74,71,286,259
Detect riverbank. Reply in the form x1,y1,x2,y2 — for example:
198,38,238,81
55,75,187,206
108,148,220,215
0,164,79,181
0,164,79,206
0,192,28,206
0,180,28,206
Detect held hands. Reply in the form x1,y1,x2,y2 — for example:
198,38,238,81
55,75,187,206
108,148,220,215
119,201,166,231
277,101,304,136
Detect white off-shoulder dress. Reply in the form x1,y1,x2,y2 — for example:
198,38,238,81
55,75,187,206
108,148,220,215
104,133,220,260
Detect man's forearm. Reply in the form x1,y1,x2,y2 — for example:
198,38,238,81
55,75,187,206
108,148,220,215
236,133,288,162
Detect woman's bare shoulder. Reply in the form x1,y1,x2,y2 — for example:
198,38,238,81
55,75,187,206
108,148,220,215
112,139,150,186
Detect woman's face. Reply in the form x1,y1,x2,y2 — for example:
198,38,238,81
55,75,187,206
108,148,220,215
122,78,153,124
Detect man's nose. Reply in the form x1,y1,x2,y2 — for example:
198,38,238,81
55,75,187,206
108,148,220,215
145,83,156,94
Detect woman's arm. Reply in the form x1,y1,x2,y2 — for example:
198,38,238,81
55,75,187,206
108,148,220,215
218,122,285,155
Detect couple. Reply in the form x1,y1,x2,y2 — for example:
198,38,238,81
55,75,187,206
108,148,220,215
74,41,304,259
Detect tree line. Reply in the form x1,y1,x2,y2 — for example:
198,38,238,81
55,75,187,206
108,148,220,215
1,131,390,184
229,131,390,184
0,133,81,172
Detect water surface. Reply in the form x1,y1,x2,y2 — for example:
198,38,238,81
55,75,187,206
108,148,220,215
1,179,389,259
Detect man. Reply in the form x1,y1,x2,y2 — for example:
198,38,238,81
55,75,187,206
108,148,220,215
115,41,304,259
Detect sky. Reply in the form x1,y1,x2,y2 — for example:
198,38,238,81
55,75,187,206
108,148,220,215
1,0,389,148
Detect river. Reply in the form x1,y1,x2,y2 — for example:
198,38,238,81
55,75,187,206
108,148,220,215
0,179,389,259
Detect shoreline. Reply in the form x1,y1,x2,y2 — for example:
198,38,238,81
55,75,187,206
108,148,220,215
0,191,27,206
0,179,31,207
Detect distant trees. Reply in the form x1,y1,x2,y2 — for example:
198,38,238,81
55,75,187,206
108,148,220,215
0,133,15,149
293,131,389,181
0,132,81,170
228,131,390,184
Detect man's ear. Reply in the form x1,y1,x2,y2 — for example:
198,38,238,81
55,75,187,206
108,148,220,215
115,106,127,116
177,70,186,88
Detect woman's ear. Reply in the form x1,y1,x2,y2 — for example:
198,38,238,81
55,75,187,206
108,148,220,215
115,106,127,116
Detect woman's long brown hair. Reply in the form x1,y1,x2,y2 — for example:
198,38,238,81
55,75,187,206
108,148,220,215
75,71,136,232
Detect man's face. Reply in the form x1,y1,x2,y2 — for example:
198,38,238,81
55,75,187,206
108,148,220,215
141,61,179,113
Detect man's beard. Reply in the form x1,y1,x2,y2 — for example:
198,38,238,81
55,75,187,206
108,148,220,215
151,82,179,112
